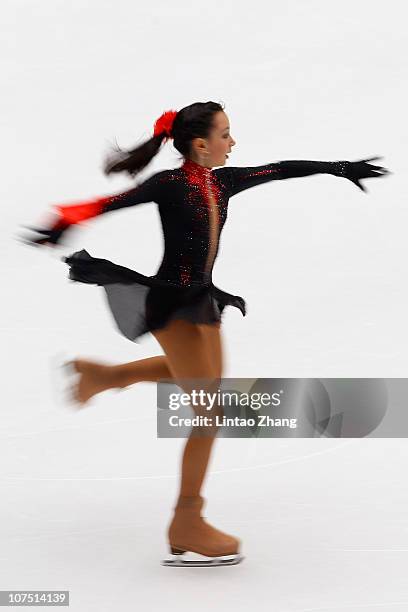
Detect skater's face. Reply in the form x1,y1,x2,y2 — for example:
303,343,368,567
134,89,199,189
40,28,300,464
190,111,236,168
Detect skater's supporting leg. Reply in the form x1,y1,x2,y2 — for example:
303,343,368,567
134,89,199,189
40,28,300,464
151,320,223,498
179,435,218,497
153,319,241,561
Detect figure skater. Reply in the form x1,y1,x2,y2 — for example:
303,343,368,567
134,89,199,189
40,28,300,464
20,101,390,567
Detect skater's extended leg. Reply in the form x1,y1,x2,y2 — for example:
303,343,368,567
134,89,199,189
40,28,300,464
68,318,224,406
93,319,223,392
67,355,173,405
110,355,173,387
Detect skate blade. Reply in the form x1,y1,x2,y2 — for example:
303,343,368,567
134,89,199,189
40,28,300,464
161,552,244,567
49,352,83,410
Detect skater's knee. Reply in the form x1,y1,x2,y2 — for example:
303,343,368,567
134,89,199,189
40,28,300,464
187,378,224,429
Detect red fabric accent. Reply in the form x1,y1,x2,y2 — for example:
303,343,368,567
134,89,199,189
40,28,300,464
153,110,177,138
54,196,111,225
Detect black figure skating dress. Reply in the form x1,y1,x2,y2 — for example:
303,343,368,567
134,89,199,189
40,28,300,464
49,157,357,342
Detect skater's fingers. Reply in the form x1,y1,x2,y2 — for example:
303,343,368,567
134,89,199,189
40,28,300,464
358,156,383,163
366,169,390,178
16,230,56,248
17,236,45,247
370,164,389,172
366,165,387,172
19,224,48,235
19,224,37,232
365,164,390,173
18,224,50,233
15,234,35,247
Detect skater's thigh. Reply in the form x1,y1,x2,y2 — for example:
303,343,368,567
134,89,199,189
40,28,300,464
152,319,216,389
152,319,223,430
197,321,223,380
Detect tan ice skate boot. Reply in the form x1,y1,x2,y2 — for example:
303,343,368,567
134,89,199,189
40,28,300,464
57,358,123,407
162,495,244,567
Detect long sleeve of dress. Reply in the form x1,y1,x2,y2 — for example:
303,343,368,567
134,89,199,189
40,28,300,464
54,172,162,226
218,160,346,197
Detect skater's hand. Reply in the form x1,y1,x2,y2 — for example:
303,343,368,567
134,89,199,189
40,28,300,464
334,156,392,192
17,218,72,248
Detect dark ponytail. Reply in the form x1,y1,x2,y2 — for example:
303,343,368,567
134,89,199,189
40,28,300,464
103,100,225,178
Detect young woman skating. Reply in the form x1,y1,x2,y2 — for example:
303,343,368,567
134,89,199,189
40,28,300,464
21,101,390,566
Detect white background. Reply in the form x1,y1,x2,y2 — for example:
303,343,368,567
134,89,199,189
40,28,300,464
2,0,408,610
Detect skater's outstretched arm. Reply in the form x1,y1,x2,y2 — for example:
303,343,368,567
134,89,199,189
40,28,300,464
216,156,391,197
19,172,164,247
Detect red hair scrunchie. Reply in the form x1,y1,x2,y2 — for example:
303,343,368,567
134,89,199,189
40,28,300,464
153,110,178,139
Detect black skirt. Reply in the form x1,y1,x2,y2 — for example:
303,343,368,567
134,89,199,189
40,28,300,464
63,249,247,343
